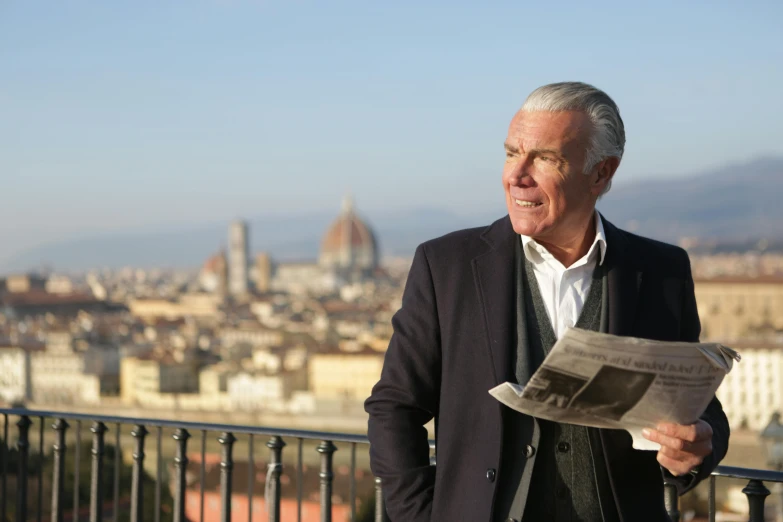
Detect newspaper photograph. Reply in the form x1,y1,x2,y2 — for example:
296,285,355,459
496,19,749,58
489,328,741,450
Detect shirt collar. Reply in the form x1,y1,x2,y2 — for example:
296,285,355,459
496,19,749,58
520,211,608,267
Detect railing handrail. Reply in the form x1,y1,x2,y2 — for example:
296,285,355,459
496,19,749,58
2,409,777,480
0,407,441,449
712,465,783,483
0,407,370,444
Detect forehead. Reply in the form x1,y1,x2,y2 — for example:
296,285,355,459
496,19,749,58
506,110,591,152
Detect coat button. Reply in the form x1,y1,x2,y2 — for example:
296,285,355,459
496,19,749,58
524,445,536,458
557,441,570,453
486,468,496,482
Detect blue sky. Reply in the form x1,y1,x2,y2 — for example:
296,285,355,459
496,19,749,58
1,0,782,261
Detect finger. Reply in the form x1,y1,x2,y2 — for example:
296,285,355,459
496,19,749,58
642,428,690,451
657,452,692,477
656,421,712,442
658,444,708,465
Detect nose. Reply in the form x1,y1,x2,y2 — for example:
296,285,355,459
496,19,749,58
506,155,532,186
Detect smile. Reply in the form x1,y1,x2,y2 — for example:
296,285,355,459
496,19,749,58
514,199,542,208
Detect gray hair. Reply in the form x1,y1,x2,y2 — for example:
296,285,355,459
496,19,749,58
521,81,625,196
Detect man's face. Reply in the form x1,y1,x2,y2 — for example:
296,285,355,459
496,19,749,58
502,110,605,246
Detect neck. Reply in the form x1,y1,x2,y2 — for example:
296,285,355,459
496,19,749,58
535,215,597,268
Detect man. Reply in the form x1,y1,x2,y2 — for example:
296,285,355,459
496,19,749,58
365,82,729,521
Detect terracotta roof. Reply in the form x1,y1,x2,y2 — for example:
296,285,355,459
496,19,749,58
320,207,378,255
183,453,375,500
1,290,100,306
202,251,227,273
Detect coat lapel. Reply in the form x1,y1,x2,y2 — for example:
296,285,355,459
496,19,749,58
472,214,642,383
602,216,643,339
472,216,517,385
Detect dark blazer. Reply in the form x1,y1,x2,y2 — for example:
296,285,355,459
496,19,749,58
365,215,730,522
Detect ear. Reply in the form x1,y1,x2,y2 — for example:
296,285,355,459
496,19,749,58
589,157,620,197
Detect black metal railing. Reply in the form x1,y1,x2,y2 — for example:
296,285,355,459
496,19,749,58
0,408,393,522
664,465,783,522
1,407,781,522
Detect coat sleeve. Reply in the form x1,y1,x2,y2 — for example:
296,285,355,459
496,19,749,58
364,244,441,521
666,251,730,494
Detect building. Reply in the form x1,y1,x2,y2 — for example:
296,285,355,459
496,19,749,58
226,369,307,412
5,274,47,294
219,326,284,350
308,350,384,403
0,290,125,318
30,333,119,405
0,346,32,404
694,276,783,341
716,341,783,431
128,293,223,321
268,197,381,296
270,262,339,295
120,356,199,408
45,275,75,294
228,221,250,297
319,196,379,274
254,252,273,293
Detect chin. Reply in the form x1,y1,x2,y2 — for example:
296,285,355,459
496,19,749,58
509,216,539,237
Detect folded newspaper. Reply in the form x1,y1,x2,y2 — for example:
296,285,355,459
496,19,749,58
489,328,741,451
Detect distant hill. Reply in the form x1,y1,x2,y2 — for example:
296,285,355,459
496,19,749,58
597,156,783,244
3,157,782,272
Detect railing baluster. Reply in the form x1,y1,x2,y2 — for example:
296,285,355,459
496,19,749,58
200,430,206,522
75,420,81,522
2,414,8,522
51,419,69,522
663,480,680,522
155,426,162,522
89,421,107,522
297,438,303,522
218,432,236,522
16,415,32,522
708,475,716,522
248,434,254,522
37,416,44,522
266,436,285,522
113,423,120,522
374,477,389,522
173,428,190,522
130,425,148,522
350,443,357,522
317,440,337,522
743,479,770,522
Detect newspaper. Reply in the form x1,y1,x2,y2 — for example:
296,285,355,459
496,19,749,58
489,328,741,451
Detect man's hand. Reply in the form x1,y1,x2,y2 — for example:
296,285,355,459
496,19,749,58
642,421,713,476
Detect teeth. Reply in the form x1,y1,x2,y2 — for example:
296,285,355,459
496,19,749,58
514,199,540,208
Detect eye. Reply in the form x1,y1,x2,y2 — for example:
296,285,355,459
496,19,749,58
537,155,560,166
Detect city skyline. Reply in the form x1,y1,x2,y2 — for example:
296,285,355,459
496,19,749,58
4,155,783,273
2,1,783,262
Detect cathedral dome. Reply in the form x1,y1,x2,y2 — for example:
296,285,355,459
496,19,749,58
200,250,227,293
319,196,379,272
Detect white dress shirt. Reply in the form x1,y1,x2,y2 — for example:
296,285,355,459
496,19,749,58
520,212,608,339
